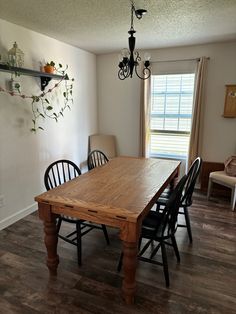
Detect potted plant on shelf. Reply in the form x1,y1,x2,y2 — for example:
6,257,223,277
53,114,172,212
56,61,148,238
44,61,55,73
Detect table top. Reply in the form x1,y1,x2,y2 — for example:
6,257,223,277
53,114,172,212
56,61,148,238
35,156,180,223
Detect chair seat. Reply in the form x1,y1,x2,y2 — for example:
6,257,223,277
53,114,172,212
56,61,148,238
208,170,236,211
156,196,168,206
142,211,163,238
143,211,163,228
209,171,236,187
142,211,173,240
61,215,80,222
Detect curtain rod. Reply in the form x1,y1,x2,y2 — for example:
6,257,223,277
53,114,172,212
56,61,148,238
151,57,210,63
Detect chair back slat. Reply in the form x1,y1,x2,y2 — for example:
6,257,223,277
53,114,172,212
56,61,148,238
50,168,57,188
55,164,62,186
44,159,81,191
67,163,72,181
48,175,54,190
62,162,67,183
87,150,109,171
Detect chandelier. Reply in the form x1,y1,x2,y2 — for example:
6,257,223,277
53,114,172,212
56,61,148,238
118,0,151,80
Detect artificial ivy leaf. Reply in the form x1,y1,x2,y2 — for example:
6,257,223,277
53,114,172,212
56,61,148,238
46,106,53,110
63,92,67,97
72,78,75,81
64,74,69,80
38,127,44,130
70,90,72,95
60,112,64,117
31,128,36,132
45,99,50,104
40,113,45,118
59,63,62,68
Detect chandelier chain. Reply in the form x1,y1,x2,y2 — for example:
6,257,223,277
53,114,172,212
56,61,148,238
130,1,135,30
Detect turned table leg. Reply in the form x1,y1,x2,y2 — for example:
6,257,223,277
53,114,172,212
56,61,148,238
38,203,59,276
122,240,138,304
44,219,59,275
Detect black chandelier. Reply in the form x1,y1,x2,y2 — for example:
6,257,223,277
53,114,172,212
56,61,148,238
118,0,151,80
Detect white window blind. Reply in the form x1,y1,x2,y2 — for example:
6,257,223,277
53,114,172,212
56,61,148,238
150,73,195,159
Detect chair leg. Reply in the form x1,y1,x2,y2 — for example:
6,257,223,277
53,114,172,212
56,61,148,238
117,252,123,272
155,203,161,212
231,187,236,211
76,221,82,266
207,178,212,200
56,217,62,233
161,242,169,287
101,224,110,245
184,206,193,243
138,236,142,250
171,235,180,263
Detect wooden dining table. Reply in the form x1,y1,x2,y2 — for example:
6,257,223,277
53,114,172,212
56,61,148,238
35,156,180,304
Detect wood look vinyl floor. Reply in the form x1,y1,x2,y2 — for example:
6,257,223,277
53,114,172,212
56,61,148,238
0,192,235,314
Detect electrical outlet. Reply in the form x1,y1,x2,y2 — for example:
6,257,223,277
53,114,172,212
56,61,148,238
0,195,4,208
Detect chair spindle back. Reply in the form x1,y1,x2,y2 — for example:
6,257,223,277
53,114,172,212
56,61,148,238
44,159,81,191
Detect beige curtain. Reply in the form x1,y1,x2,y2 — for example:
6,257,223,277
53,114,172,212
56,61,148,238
139,76,151,157
188,57,208,168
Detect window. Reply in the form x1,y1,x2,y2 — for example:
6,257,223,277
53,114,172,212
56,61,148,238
149,73,195,159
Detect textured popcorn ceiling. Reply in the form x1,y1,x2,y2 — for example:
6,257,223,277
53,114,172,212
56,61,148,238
0,0,236,54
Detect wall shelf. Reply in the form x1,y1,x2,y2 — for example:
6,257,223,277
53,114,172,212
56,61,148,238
0,63,65,91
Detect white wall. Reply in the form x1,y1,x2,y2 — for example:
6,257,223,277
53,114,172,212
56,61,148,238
97,41,236,160
0,19,98,229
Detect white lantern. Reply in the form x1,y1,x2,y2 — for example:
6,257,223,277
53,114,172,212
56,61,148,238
8,42,24,67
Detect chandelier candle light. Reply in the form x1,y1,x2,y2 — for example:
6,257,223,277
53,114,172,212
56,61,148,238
118,0,151,80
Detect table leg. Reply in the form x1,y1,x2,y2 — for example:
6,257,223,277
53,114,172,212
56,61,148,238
38,203,59,276
44,219,59,276
122,240,138,305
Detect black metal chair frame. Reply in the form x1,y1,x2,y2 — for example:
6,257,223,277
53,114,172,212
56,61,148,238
117,175,188,287
156,157,202,243
44,159,110,265
87,150,109,171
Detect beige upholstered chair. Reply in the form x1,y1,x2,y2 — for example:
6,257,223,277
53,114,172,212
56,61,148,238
207,171,236,211
89,134,117,159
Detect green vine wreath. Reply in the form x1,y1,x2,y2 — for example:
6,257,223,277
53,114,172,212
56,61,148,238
0,63,74,132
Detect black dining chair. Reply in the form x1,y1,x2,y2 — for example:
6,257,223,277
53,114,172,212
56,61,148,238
156,157,202,243
44,159,110,265
117,175,188,287
87,150,109,170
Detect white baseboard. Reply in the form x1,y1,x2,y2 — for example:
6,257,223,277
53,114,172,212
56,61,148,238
0,203,37,231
